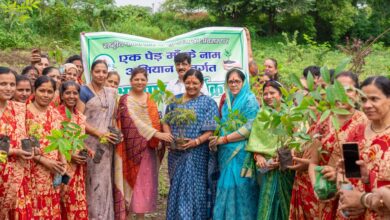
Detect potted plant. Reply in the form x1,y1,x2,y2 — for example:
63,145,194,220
45,108,89,185
151,79,197,150
0,135,10,163
163,107,197,149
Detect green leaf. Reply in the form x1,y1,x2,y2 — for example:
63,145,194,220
291,74,304,89
319,109,331,123
334,57,351,75
44,143,58,153
320,66,331,84
157,80,166,91
331,115,340,130
326,86,335,106
331,108,351,115
307,70,315,91
65,108,72,120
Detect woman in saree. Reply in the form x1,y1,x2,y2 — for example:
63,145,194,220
0,67,34,219
42,66,62,107
58,81,88,219
78,60,118,219
27,76,65,219
13,75,32,103
246,80,295,220
210,68,259,220
164,69,219,219
339,76,390,219
114,67,173,220
307,71,367,220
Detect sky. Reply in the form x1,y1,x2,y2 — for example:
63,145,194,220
115,0,165,12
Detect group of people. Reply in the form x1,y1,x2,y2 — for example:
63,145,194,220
0,46,389,220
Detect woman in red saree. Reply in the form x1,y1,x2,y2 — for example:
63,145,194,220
307,72,367,220
58,81,88,219
0,67,34,219
27,76,64,219
114,67,172,220
340,76,390,219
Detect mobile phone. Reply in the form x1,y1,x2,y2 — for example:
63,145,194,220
342,143,361,178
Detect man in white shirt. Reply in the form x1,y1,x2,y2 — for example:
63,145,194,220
166,52,209,96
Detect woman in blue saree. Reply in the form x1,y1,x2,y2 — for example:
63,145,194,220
246,80,295,220
210,69,259,220
163,69,219,220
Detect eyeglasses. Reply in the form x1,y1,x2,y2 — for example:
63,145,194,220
228,80,243,85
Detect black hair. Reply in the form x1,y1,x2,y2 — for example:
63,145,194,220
21,65,38,75
130,67,148,81
0,66,12,75
34,75,56,91
266,58,278,69
174,53,191,65
361,76,390,97
60,80,80,98
65,55,82,64
91,60,108,72
263,80,283,95
226,68,246,83
303,65,321,79
336,71,359,88
16,75,32,86
108,70,121,80
183,69,204,84
42,66,59,76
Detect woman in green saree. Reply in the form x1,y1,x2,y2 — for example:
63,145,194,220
246,80,295,220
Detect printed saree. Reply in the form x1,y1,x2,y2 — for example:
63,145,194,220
0,101,32,220
313,111,367,220
26,104,63,219
58,105,88,220
166,95,219,220
114,93,162,219
213,81,260,220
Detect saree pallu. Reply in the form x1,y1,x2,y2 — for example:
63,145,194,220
58,105,88,220
166,95,219,220
26,105,62,219
257,169,295,220
82,86,117,220
0,101,32,220
114,94,162,219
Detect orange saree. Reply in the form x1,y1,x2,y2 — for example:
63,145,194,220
0,101,32,220
57,105,88,220
26,105,62,219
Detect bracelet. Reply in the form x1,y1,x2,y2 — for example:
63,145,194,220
363,192,373,208
360,192,369,208
38,155,42,163
195,138,200,145
223,136,229,144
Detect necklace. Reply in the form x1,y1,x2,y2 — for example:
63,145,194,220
90,83,109,111
370,123,390,133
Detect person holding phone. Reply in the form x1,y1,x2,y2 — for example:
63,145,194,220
308,71,367,219
339,76,390,219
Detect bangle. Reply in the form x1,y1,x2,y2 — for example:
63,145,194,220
223,136,229,144
195,138,200,145
363,193,373,208
360,192,369,208
38,155,42,163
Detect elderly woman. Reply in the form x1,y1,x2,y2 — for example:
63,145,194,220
210,68,259,220
339,76,390,219
164,69,219,220
246,81,295,220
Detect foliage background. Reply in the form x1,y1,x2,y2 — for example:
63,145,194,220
0,0,389,80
